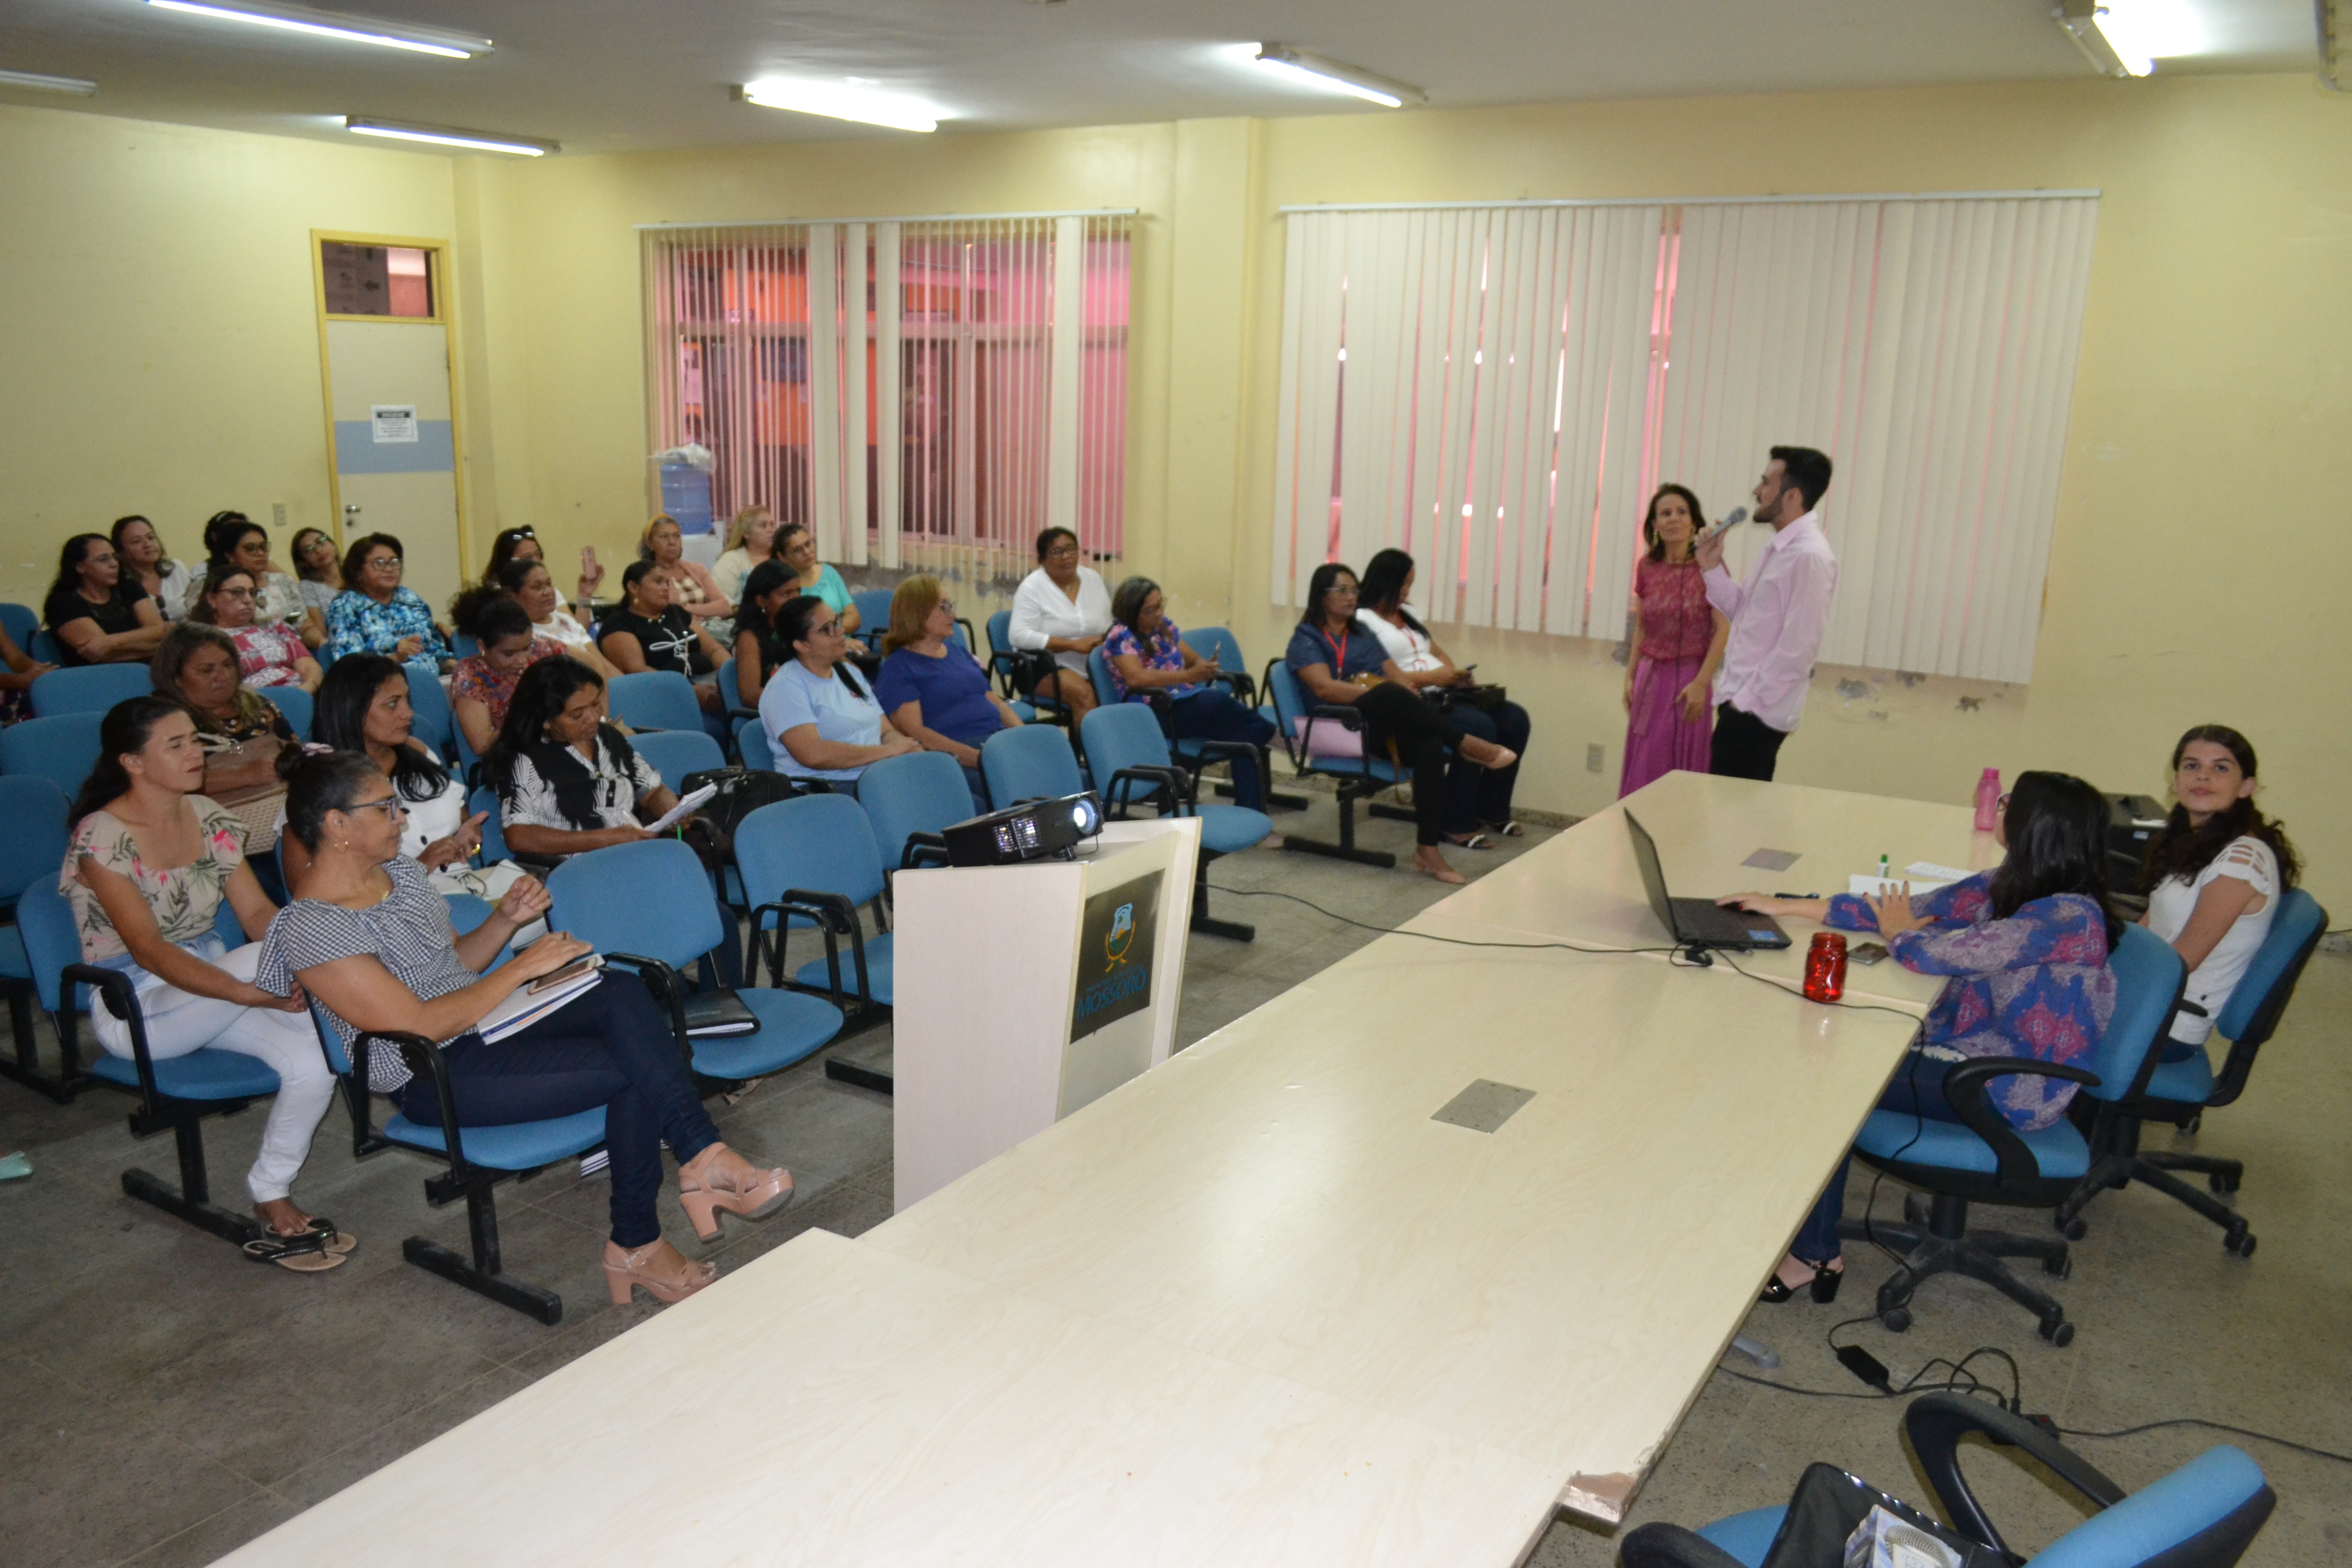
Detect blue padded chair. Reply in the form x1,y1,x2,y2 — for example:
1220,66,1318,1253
1261,658,1410,869
1623,1393,2273,1568
31,664,153,719
984,608,1052,726
316,892,604,1324
1836,923,2183,1345
1181,627,1301,811
0,711,105,800
1081,702,1270,943
979,722,1093,814
606,670,702,732
451,631,480,660
859,750,975,872
735,794,893,1018
546,838,843,1087
851,589,894,650
0,777,74,1102
467,785,513,866
17,877,281,1245
0,601,37,652
2056,887,2328,1256
736,715,777,772
28,628,67,667
630,727,725,789
716,655,761,718
259,684,314,741
404,665,456,756
1085,644,1120,710
450,718,485,789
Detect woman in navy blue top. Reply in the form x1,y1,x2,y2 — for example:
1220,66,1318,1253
875,576,1021,802
1284,562,1517,884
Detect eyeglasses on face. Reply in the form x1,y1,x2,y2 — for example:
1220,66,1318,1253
345,797,408,818
364,555,403,571
1045,544,1080,560
814,620,844,638
214,586,257,599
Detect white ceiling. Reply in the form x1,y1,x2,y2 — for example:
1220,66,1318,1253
0,0,2320,157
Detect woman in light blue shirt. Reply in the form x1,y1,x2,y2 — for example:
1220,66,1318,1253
757,595,919,795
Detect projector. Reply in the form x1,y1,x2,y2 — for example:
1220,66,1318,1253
939,793,1103,867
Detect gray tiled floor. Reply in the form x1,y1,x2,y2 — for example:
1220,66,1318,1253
2,795,2346,1564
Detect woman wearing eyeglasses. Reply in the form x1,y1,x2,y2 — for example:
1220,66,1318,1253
759,595,918,797
1009,526,1111,720
44,533,168,668
290,529,345,619
323,532,452,672
775,521,861,639
186,563,321,693
205,514,325,650
277,655,486,897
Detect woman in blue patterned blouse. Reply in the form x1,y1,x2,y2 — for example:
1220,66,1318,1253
1720,771,2122,1304
324,531,451,672
1103,575,1277,813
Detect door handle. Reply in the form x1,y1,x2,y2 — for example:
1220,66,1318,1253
342,504,362,517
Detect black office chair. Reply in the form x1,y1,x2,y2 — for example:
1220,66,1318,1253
2055,887,2326,1255
1620,1393,2274,1568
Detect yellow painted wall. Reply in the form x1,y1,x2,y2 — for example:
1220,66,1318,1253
0,104,457,604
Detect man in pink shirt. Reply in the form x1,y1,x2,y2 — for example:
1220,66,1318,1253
1694,446,1837,781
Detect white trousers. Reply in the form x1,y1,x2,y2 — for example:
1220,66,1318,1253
92,942,334,1205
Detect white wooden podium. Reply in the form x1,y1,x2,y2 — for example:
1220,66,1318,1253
890,819,1200,1211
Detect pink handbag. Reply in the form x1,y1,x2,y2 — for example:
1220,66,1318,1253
1291,716,1364,761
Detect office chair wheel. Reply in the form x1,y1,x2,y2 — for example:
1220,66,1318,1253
2224,1229,2256,1258
2179,1113,2202,1135
2061,1217,2088,1241
2040,1317,2075,1348
2043,1252,2071,1280
2209,1171,2240,1194
1880,1306,1913,1334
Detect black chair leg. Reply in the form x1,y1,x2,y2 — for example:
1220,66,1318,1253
1842,1193,2075,1345
404,1179,563,1325
0,985,79,1105
1279,784,1398,869
1189,849,1254,943
120,1112,262,1245
2126,1158,2256,1254
2146,1148,2244,1192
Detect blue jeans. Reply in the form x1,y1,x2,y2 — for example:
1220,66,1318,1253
1162,690,1277,812
396,972,716,1248
1790,1055,1956,1261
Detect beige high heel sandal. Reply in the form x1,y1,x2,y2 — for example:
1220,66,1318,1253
604,1238,719,1305
675,1143,795,1242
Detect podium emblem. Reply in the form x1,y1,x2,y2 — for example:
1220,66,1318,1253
1105,902,1136,966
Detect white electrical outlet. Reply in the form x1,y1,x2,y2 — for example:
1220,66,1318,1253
1586,743,1605,773
271,502,287,528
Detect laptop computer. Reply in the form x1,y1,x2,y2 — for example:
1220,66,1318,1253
1624,811,1793,951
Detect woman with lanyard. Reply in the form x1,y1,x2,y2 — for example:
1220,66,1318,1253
1284,562,1516,886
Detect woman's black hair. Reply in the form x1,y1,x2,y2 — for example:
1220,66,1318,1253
290,527,336,582
482,526,540,585
281,749,394,853
620,558,662,600
1035,526,1078,562
451,554,552,636
775,594,867,698
2140,725,2301,894
1110,575,1164,641
1356,550,1426,635
1989,771,2124,951
1641,484,1710,564
314,653,450,803
183,561,255,626
340,531,406,592
471,595,534,649
70,696,192,830
1298,562,1359,628
48,533,111,602
738,559,796,673
203,510,265,564
483,656,643,830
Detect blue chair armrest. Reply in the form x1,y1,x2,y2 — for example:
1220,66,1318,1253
1940,1057,2101,1192
1904,1392,2123,1559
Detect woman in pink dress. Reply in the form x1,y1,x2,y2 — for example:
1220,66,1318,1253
1619,484,1728,797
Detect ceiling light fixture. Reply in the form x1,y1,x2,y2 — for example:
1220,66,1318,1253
345,116,555,155
2053,0,2201,78
146,0,490,60
733,80,938,134
1253,43,1425,108
0,69,99,95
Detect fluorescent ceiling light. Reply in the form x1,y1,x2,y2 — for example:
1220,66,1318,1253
0,69,98,95
345,116,555,155
1253,43,1425,108
2054,0,2202,77
734,80,938,133
146,0,490,60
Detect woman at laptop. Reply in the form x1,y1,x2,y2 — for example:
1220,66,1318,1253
1720,771,2122,1303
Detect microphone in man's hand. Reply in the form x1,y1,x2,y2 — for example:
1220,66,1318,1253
1702,505,1750,542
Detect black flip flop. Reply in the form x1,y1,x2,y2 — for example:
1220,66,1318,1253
242,1229,345,1272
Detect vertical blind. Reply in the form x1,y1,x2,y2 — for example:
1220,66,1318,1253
1271,193,2099,683
644,213,1132,593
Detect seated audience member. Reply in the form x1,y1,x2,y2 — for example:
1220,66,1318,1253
324,532,451,671
486,658,681,858
261,749,792,1303
481,524,602,610
1356,548,1531,842
639,514,731,633
278,655,486,897
876,575,1021,801
731,559,798,710
2140,725,2302,1051
1009,526,1109,719
187,563,321,693
758,595,918,796
290,528,344,619
775,520,861,638
153,622,299,868
0,620,57,726
66,697,339,1267
113,515,193,622
1285,562,1517,886
1722,771,2123,1304
451,597,564,758
598,560,728,715
1103,575,1275,814
45,532,167,667
490,556,617,677
206,513,325,650
710,505,780,612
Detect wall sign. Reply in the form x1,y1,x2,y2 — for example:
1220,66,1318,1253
371,404,418,444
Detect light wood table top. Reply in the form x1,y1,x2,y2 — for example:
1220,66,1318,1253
1410,770,2000,1013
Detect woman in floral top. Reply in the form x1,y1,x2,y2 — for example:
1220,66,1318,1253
450,596,563,757
1722,771,2122,1303
1619,484,1729,796
187,563,321,692
63,696,342,1265
324,531,450,671
1103,575,1276,814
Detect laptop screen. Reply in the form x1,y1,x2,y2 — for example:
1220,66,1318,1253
1622,812,1682,942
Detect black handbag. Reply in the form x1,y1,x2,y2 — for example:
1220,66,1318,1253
675,767,801,873
1757,1463,2001,1568
1431,682,1508,714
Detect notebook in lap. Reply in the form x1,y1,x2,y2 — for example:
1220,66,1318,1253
1624,811,1793,951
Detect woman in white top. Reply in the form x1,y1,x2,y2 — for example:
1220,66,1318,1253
501,558,620,679
758,594,919,795
2139,725,2302,1047
710,505,780,609
1008,526,1113,719
112,516,194,622
290,528,345,618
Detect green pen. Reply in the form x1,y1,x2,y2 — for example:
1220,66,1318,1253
1877,853,1889,882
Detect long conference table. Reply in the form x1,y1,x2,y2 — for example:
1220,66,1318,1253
216,771,1993,1567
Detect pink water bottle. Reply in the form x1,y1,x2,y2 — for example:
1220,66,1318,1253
1973,767,2002,832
